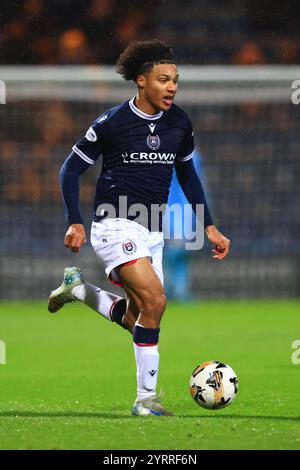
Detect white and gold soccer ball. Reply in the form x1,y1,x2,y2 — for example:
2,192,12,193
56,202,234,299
189,360,238,410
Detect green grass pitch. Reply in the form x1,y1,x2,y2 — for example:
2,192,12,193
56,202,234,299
0,300,299,450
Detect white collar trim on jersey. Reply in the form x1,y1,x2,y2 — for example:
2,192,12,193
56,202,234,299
129,97,163,120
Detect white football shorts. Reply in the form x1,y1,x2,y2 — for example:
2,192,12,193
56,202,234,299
90,218,164,287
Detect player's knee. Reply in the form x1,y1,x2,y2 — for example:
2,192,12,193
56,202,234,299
143,292,167,318
158,292,167,313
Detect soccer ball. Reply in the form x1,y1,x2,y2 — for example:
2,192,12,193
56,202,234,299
189,360,238,410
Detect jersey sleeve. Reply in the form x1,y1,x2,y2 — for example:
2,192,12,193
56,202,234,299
176,117,195,163
72,112,110,165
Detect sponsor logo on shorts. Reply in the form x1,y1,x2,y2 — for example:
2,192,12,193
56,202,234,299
122,240,137,255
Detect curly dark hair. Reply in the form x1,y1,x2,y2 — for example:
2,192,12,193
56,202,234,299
116,39,175,81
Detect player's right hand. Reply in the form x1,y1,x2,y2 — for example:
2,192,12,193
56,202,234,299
64,224,86,253
205,225,230,261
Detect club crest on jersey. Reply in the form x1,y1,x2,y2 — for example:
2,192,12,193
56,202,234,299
146,134,160,150
122,240,137,255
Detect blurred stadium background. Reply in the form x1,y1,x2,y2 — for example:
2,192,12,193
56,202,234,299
0,0,300,300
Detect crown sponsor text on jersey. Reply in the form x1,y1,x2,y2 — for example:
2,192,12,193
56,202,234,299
122,152,176,164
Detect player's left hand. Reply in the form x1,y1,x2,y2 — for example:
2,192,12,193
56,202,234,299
205,225,230,260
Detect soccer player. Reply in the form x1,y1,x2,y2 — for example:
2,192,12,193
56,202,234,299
48,39,230,417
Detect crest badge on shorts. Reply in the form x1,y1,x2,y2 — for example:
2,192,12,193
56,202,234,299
122,240,137,255
146,134,160,150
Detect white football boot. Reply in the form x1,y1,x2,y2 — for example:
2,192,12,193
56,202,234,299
48,266,84,313
132,392,173,417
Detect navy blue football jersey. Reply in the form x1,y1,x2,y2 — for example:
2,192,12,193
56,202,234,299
72,97,194,229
